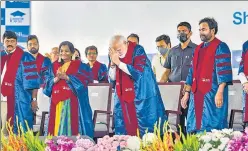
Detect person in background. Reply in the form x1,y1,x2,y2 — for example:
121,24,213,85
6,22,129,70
44,41,94,137
1,31,40,133
108,35,167,136
181,17,233,133
127,33,139,44
45,47,59,63
160,22,197,134
151,34,171,82
238,40,248,126
85,45,108,83
161,22,197,83
74,48,82,60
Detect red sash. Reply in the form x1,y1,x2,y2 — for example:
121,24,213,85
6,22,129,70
36,53,45,74
1,47,24,125
116,42,138,136
243,48,248,121
47,60,80,135
91,61,101,81
191,38,221,130
1,47,24,96
1,54,8,74
36,53,45,88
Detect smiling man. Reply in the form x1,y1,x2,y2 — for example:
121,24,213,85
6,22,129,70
181,18,233,133
1,31,41,134
108,35,167,136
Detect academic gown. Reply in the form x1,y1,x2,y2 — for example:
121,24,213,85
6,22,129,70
185,38,233,133
1,47,40,133
43,60,94,138
113,44,167,137
238,40,248,122
87,61,108,83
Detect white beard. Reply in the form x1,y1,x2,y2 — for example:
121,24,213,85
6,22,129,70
119,51,127,59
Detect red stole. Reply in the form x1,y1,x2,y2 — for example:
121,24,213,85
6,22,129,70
47,60,80,135
192,38,221,130
243,49,248,121
36,53,45,74
1,47,24,96
36,53,45,88
116,42,138,136
91,61,101,81
1,47,24,125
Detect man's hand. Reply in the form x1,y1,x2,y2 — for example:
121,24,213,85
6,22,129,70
59,72,69,80
31,100,39,113
109,47,120,66
54,76,60,83
215,91,223,108
215,83,226,108
109,47,115,66
243,83,248,94
181,92,190,109
160,69,170,83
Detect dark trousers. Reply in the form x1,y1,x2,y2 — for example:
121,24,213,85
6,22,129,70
180,97,189,135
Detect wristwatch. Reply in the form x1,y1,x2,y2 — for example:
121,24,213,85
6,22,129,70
32,98,37,101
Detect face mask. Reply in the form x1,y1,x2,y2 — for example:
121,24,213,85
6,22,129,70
158,47,169,56
177,33,188,43
29,48,39,54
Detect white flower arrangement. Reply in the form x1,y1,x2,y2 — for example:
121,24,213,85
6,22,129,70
125,136,141,151
199,128,239,151
142,133,158,146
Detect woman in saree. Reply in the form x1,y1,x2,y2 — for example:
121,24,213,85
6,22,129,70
43,41,94,137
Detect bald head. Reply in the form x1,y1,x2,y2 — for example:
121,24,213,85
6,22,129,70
50,47,59,62
109,35,128,57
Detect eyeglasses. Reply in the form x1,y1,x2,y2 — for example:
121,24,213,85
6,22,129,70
87,52,97,55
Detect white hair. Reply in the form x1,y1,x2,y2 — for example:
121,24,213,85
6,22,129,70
109,35,127,47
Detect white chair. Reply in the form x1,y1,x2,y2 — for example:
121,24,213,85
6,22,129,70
88,83,112,138
158,82,183,131
228,80,244,131
33,88,50,133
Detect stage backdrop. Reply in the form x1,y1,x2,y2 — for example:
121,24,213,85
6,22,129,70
1,1,31,49
2,1,248,79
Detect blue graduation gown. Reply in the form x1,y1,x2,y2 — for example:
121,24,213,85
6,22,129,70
39,57,52,85
97,63,108,82
88,61,108,83
238,40,248,121
43,61,94,138
1,50,41,133
186,41,233,133
113,45,167,136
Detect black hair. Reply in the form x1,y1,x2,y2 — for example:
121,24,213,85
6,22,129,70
127,33,139,43
177,22,192,32
27,35,39,44
59,41,75,54
155,34,171,45
199,17,218,35
74,48,81,57
2,31,17,42
58,41,75,64
85,45,98,56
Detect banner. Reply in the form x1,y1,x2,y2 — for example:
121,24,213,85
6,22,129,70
1,1,31,50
